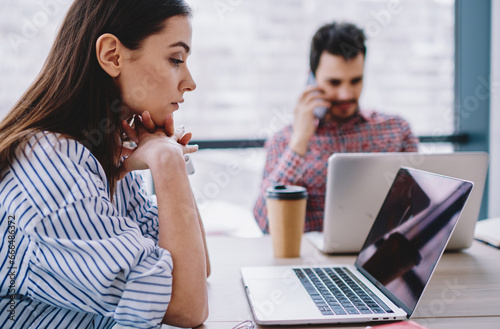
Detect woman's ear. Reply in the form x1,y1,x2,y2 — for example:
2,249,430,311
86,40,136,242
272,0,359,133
96,33,123,78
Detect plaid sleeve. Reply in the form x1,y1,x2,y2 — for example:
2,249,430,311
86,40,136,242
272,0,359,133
399,118,419,152
253,129,310,233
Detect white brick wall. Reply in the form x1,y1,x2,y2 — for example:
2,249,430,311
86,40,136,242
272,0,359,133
0,0,456,211
177,0,455,138
1,0,454,138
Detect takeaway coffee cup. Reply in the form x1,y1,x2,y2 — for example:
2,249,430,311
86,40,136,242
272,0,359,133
266,185,308,258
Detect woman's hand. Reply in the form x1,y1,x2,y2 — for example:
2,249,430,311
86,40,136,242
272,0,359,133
117,111,198,180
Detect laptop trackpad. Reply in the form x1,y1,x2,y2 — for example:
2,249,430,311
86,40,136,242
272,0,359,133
246,278,320,321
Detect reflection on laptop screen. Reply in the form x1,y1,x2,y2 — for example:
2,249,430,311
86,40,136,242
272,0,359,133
355,168,473,314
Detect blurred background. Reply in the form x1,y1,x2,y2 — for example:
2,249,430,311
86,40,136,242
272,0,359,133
1,0,498,235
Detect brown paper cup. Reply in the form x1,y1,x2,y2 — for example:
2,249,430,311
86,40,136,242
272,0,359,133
266,185,308,258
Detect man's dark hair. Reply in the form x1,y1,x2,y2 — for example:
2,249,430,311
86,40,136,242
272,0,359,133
310,22,366,75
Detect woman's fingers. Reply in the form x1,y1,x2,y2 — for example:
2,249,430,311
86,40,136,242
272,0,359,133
184,144,199,154
164,114,175,136
139,111,156,132
124,112,198,159
120,146,136,158
178,132,198,154
169,123,198,154
172,125,185,141
178,132,192,146
121,120,139,143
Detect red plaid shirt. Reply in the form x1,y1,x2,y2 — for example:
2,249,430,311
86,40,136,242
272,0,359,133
253,110,419,233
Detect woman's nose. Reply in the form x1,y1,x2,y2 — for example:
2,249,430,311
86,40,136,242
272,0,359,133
180,69,196,92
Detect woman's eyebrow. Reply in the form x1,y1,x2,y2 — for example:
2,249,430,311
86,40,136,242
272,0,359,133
169,41,190,54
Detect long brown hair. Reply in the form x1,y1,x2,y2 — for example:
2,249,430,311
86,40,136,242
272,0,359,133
0,0,191,196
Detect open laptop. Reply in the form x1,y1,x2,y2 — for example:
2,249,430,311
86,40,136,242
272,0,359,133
307,152,488,254
241,167,473,325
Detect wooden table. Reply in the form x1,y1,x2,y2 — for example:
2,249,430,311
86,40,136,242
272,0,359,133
195,236,500,329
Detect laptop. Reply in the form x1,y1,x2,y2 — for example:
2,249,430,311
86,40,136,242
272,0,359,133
241,167,473,325
307,152,488,254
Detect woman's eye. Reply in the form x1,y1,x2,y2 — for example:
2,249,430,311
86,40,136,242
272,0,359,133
170,58,185,67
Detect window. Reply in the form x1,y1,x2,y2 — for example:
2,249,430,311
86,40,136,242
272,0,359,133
177,0,455,142
0,0,71,116
0,0,456,222
179,0,456,214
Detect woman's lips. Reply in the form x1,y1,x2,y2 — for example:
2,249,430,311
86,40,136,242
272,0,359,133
171,99,184,110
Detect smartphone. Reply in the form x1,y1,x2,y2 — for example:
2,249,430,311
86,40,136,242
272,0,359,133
306,72,328,119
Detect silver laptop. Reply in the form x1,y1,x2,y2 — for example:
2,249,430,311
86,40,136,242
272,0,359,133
241,167,473,325
307,152,488,254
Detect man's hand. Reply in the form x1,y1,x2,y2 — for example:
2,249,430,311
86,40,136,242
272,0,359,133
289,85,330,156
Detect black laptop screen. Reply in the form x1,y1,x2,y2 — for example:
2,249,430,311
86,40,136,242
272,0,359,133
355,167,473,315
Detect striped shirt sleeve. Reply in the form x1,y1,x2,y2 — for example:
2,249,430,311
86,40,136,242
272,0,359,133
115,171,160,242
10,132,172,329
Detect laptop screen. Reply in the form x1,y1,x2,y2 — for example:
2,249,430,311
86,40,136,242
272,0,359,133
355,167,473,315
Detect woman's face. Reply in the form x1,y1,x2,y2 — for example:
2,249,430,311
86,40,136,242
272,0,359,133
117,15,196,126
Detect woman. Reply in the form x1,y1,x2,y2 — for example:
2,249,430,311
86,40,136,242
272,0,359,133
0,0,209,328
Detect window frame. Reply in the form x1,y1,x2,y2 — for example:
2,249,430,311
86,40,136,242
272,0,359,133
455,0,491,220
191,0,493,220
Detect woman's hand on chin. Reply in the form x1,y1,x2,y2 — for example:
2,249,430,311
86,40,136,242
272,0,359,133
117,111,198,179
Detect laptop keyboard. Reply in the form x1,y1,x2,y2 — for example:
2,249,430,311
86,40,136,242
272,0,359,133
293,267,394,316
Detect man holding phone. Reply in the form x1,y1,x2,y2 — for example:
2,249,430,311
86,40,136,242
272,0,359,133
254,21,419,233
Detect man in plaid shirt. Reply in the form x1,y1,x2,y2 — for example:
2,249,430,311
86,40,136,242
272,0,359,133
253,21,419,233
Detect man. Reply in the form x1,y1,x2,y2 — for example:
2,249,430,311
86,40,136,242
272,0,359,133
253,21,419,233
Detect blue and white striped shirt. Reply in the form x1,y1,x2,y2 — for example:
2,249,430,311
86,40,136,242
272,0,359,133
0,132,173,329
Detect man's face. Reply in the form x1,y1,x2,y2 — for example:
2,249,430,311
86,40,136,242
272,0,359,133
315,52,364,121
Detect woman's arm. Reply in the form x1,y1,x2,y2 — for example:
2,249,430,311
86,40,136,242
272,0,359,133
120,114,208,328
152,153,208,327
141,112,211,277
195,202,211,277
